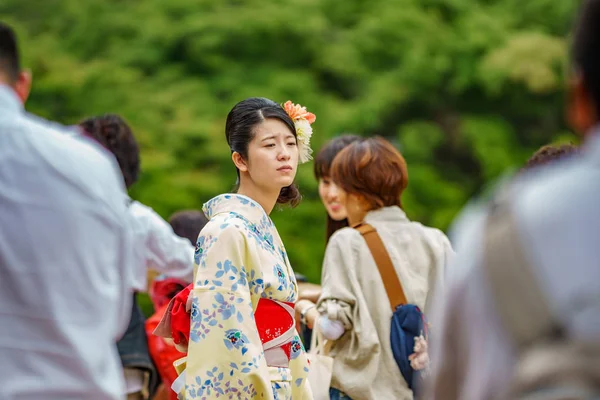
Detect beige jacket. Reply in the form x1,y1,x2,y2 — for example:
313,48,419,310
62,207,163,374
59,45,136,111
317,206,453,400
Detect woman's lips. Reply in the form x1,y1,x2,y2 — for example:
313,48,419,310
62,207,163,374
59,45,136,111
329,203,341,212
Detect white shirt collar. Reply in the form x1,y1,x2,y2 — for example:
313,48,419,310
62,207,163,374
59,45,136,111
584,125,600,163
0,83,23,113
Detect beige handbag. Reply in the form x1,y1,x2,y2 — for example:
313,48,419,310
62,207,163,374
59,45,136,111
307,321,334,400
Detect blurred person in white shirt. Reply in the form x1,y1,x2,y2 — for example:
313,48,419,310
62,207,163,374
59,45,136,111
79,114,195,400
0,23,135,400
79,115,195,290
424,1,600,398
447,143,580,249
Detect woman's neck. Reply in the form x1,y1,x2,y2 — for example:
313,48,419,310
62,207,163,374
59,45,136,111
237,182,279,215
346,195,370,226
347,209,368,226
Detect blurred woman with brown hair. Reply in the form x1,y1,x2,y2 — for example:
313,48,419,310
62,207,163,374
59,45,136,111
296,135,362,305
313,135,362,242
297,137,453,400
294,135,362,345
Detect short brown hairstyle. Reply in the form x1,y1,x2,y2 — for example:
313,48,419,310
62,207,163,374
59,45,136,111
330,136,408,210
523,143,579,170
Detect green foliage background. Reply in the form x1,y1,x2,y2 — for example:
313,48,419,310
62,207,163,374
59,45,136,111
2,0,579,285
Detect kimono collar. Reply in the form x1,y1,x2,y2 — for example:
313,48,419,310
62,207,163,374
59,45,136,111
203,193,272,226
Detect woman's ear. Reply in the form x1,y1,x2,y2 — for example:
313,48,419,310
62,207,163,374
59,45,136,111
352,193,370,211
567,72,598,135
232,152,248,172
14,69,32,104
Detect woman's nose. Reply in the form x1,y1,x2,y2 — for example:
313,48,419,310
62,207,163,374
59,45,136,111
327,185,339,200
278,146,291,160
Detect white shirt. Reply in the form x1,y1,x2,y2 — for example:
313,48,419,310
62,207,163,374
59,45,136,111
128,200,194,292
0,84,136,399
426,131,600,400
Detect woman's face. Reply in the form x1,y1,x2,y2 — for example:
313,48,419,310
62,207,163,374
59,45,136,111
318,177,347,221
245,118,299,191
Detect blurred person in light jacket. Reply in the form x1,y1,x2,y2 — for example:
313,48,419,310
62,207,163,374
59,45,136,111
424,1,600,397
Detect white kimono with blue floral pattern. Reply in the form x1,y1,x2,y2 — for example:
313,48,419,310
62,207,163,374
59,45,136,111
182,194,312,400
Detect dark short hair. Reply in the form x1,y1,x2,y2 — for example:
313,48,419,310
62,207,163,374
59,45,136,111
313,134,362,242
572,0,600,116
79,114,140,189
225,97,302,207
168,210,209,245
314,134,362,180
523,143,579,170
331,137,409,210
0,23,20,83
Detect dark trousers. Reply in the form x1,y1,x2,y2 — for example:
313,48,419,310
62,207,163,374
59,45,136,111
116,293,160,399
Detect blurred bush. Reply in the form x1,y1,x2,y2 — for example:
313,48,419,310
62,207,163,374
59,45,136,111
2,0,579,286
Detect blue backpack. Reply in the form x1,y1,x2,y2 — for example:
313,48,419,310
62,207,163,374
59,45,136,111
355,223,429,395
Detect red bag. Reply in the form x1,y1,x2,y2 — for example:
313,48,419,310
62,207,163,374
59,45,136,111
168,285,193,346
146,303,184,400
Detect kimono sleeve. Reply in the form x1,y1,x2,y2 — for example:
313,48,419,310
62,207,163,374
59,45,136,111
185,224,273,399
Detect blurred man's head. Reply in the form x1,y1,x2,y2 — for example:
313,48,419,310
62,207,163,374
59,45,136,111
0,23,31,103
568,0,600,135
168,210,209,246
523,143,579,171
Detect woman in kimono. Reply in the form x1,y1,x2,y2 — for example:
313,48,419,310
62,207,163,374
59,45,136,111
160,98,315,400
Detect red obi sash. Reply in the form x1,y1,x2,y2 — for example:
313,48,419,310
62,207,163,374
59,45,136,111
160,284,296,364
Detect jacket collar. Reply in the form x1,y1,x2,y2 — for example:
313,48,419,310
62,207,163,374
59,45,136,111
364,206,409,225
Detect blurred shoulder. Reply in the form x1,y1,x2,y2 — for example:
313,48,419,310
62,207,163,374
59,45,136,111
328,226,363,249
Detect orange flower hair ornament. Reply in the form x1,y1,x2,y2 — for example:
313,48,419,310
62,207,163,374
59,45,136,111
283,101,316,164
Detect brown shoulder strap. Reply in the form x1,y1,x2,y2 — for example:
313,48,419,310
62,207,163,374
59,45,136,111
483,193,563,349
354,223,407,310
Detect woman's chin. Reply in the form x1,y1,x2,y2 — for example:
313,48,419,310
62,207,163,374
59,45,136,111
327,210,347,221
275,176,295,189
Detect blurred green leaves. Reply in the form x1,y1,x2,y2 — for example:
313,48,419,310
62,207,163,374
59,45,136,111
2,0,579,283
